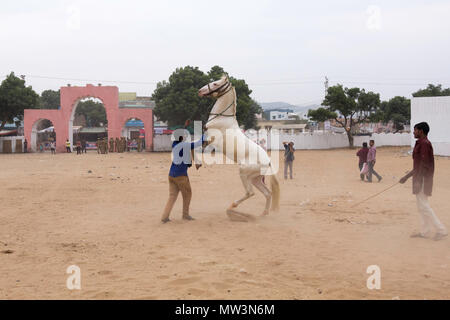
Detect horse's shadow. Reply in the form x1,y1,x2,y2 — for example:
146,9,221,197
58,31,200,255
226,208,264,222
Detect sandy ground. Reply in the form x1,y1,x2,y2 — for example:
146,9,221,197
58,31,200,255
0,147,449,300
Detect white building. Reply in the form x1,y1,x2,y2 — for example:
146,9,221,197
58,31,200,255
269,110,289,120
411,96,450,156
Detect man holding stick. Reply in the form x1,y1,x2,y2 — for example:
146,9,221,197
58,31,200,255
399,122,448,241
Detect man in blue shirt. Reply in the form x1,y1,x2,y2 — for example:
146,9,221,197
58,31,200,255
161,132,204,223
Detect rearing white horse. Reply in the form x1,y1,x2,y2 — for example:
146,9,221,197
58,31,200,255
198,75,280,219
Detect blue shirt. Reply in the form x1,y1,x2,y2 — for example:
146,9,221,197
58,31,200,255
169,136,204,177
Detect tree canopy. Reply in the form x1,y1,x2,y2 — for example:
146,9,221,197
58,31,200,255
307,84,380,147
0,72,39,131
75,100,107,127
39,89,60,109
152,65,262,130
412,84,450,97
373,96,410,131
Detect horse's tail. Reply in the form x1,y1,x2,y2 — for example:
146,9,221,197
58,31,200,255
270,173,280,211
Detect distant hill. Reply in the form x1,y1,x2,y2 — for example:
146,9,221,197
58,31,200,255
259,101,321,116
259,102,298,110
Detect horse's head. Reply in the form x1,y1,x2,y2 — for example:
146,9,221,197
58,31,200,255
198,74,230,98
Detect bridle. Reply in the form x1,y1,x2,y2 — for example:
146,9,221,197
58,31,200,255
205,79,236,125
205,77,232,98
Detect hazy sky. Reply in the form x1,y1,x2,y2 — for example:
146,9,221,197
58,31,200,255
1,0,450,105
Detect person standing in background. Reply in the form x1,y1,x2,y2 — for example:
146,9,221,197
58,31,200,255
283,141,295,180
66,139,71,153
76,140,81,155
50,141,56,155
81,140,87,153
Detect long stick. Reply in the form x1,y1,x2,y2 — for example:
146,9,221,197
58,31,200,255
351,182,399,208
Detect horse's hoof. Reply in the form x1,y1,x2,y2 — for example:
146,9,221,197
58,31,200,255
229,202,238,209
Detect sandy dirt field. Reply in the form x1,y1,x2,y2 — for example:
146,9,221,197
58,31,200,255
0,147,449,300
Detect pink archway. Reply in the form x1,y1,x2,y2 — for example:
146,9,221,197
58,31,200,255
24,84,154,152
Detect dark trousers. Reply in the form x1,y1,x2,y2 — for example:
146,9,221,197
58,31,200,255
66,147,71,153
368,161,381,182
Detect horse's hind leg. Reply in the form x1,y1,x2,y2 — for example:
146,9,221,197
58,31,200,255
229,173,254,210
252,175,272,215
226,173,256,222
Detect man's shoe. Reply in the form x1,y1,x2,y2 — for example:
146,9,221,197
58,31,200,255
183,215,195,221
433,232,448,241
161,218,171,224
378,177,383,183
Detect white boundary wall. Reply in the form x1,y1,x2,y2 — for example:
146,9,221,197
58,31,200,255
245,131,410,150
152,132,411,152
153,134,173,152
411,96,450,156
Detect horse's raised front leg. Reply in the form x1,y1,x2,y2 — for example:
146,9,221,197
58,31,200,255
252,175,272,215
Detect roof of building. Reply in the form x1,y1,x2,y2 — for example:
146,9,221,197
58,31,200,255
272,123,307,129
258,119,307,126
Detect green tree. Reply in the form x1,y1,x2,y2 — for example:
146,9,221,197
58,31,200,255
76,100,107,127
307,108,338,123
152,65,262,130
308,84,380,148
374,96,410,132
152,66,213,127
412,84,450,97
0,72,39,131
39,89,60,109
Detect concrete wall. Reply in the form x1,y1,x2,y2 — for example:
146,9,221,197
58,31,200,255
0,136,25,153
245,131,411,150
153,134,173,152
153,131,411,153
411,96,450,156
